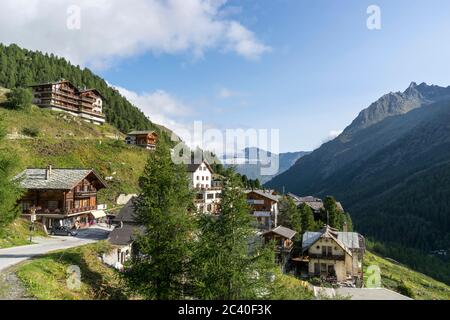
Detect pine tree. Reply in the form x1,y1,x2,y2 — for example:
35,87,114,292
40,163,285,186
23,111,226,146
0,119,22,226
5,88,33,110
123,139,195,300
323,196,341,229
278,196,301,234
192,173,276,300
299,203,315,233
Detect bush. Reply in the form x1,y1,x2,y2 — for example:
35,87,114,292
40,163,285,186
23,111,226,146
21,127,40,137
6,88,33,110
396,281,415,298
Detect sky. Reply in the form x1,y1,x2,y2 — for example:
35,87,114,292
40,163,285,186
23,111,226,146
1,0,450,153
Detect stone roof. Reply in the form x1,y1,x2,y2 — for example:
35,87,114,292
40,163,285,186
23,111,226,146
245,189,281,202
127,130,158,136
14,168,107,190
265,226,297,239
113,198,137,223
108,224,145,246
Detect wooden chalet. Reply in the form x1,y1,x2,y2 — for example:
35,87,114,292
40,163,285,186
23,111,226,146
125,131,159,150
263,226,297,272
30,80,106,125
15,166,108,230
245,189,281,230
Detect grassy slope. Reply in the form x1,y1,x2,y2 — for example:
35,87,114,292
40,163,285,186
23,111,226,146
15,242,130,300
0,89,150,206
0,219,47,249
363,251,450,300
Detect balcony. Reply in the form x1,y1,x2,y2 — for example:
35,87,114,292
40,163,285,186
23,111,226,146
307,253,345,261
74,190,97,198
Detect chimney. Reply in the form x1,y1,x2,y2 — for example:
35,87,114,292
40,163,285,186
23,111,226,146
46,165,53,180
343,221,348,233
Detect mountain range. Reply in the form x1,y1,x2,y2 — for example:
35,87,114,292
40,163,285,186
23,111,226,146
226,147,310,184
266,82,450,254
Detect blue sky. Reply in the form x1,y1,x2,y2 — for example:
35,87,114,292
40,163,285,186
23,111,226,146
2,0,450,152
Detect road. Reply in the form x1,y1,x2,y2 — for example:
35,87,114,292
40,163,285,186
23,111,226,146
0,226,111,273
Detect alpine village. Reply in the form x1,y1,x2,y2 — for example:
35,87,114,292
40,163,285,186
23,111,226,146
0,44,449,301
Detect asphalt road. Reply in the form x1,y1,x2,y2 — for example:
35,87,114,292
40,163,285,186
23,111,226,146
0,226,111,273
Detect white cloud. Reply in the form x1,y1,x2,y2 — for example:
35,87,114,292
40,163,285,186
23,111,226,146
113,84,191,139
327,129,343,140
218,87,238,99
0,0,270,68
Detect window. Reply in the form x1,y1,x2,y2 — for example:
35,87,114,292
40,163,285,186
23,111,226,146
207,194,214,199
202,176,205,181
197,176,200,180
48,201,58,210
206,176,209,181
22,202,31,212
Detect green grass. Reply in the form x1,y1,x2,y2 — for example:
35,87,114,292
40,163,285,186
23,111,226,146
364,251,450,300
0,219,47,249
0,90,150,207
16,242,130,300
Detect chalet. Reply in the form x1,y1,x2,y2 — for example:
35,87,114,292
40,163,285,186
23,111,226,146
30,80,106,125
245,189,280,230
186,160,222,214
263,226,297,272
298,225,365,286
14,166,108,230
125,131,158,150
288,193,344,215
104,198,144,270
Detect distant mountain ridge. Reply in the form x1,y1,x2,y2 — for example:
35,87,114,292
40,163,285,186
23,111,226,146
266,82,450,261
226,147,310,183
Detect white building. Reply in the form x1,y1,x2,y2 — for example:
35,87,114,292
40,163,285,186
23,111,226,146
186,161,222,214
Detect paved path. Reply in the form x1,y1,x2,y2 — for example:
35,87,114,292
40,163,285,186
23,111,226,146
0,226,112,273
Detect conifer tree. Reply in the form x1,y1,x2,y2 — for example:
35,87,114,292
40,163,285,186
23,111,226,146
123,139,195,300
299,203,315,232
192,173,276,300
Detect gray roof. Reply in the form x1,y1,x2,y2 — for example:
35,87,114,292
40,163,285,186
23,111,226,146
114,198,137,223
245,189,281,202
186,160,214,173
302,226,364,253
108,224,145,246
265,226,297,239
127,130,157,135
14,168,107,190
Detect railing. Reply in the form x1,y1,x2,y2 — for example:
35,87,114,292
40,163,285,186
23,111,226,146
74,190,97,197
308,253,345,261
67,206,97,214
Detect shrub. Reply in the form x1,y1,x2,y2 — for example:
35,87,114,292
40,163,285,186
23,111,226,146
21,127,40,137
6,88,33,110
396,281,415,298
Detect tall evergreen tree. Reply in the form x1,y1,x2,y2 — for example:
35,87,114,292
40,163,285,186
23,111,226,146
278,197,301,234
299,203,315,232
0,119,22,226
123,139,195,300
323,196,341,229
192,173,275,300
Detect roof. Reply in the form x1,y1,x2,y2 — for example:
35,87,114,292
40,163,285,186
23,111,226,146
186,160,214,174
80,88,104,99
287,193,325,211
14,168,107,190
264,226,297,239
245,189,281,202
108,224,145,246
302,226,362,256
127,130,158,136
113,198,137,223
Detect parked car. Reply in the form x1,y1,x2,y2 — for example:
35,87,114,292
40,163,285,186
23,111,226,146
50,226,78,236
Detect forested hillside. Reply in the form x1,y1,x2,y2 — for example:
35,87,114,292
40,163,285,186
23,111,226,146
0,43,161,135
266,83,450,284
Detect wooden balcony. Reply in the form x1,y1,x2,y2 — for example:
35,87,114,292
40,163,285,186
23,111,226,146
74,190,97,198
307,253,345,261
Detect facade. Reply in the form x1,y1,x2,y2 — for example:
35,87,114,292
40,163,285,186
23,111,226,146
30,80,106,125
15,166,108,230
186,161,222,214
301,225,365,285
263,226,297,272
105,198,144,270
245,190,280,230
125,131,158,150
